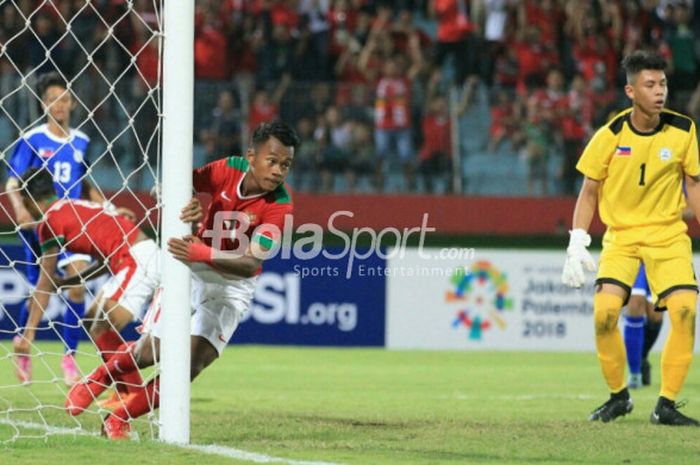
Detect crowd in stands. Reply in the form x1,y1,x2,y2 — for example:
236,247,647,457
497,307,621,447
1,0,700,195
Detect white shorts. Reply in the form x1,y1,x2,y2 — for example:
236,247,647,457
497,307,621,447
141,265,256,355
98,239,160,319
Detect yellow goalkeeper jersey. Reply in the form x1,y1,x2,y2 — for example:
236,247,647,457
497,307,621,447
576,108,700,230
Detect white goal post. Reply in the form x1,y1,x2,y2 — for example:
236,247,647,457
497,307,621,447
0,0,194,444
159,0,193,445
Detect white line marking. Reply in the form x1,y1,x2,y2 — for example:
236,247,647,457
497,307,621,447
0,419,346,465
184,444,345,465
0,418,98,436
441,394,662,401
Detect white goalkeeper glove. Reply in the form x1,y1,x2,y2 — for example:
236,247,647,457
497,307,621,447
561,229,596,288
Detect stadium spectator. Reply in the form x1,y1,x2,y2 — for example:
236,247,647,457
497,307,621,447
194,4,230,81
299,0,332,80
522,98,551,197
666,2,697,93
479,0,514,85
200,89,242,163
361,13,424,192
513,25,559,94
292,116,322,191
248,77,289,132
419,93,452,193
560,74,592,195
347,121,376,193
27,14,62,76
487,89,521,153
317,106,353,193
429,0,477,84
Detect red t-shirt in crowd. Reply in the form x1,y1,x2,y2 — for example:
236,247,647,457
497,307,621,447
420,114,451,161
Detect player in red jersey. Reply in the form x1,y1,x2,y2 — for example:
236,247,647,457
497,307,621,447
66,121,299,439
12,167,161,404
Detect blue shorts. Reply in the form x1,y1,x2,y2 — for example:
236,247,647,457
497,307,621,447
18,229,92,285
374,128,414,163
630,262,652,301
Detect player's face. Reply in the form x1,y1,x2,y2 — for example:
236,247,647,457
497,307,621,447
247,136,294,192
42,85,73,126
626,70,667,115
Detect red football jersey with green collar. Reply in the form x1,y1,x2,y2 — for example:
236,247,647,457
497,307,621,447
37,198,139,269
193,156,293,254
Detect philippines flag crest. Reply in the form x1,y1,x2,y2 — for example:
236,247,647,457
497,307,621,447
615,146,632,156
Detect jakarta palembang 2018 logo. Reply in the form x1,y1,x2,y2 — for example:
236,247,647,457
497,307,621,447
447,261,512,341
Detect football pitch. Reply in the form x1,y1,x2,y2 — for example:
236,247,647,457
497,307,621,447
2,344,700,465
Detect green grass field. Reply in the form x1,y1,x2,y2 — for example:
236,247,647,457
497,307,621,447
2,343,700,465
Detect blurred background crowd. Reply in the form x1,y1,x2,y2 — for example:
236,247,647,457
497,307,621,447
2,0,700,195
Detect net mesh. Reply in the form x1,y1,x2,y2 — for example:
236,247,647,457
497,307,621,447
0,0,164,442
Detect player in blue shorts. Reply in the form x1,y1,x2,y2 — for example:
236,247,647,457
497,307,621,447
4,72,117,385
624,263,664,388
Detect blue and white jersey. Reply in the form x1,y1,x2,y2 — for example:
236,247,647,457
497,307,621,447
7,123,91,199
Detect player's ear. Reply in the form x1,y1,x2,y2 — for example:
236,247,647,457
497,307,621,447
624,83,634,100
245,147,255,165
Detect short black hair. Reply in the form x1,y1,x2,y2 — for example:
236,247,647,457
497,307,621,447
621,51,667,83
36,71,67,99
20,168,55,201
251,121,300,151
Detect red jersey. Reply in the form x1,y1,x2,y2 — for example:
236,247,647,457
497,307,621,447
434,0,473,42
248,102,279,133
37,199,140,270
528,88,567,126
194,25,230,80
375,77,411,130
193,156,293,258
420,114,451,161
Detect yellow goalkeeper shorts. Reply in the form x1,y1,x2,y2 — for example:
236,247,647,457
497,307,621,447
596,222,698,306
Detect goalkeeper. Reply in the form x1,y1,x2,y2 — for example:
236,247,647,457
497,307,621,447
562,51,700,426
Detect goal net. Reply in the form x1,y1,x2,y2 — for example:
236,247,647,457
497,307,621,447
0,0,166,442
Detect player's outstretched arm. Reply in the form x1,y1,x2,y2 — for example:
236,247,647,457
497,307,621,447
4,177,34,228
14,250,59,353
562,177,599,288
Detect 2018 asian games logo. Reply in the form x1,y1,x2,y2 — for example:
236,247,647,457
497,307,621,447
448,261,513,341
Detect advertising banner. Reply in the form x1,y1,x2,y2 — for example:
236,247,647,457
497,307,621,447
386,248,700,352
0,245,386,347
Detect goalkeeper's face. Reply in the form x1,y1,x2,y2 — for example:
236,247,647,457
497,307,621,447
42,85,74,126
625,69,667,116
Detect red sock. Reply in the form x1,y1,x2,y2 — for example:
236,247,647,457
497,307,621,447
113,377,159,421
94,330,123,362
105,342,144,393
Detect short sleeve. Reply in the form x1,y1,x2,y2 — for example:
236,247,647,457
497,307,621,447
7,138,39,179
576,126,617,181
37,215,65,253
252,202,292,251
682,122,700,178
